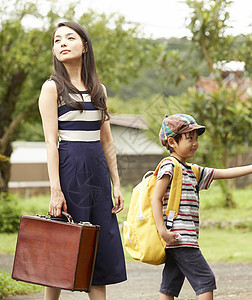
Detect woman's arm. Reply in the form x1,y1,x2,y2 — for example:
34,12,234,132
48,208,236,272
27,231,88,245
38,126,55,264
100,120,124,214
151,175,179,244
213,165,252,180
100,86,124,214
38,80,67,216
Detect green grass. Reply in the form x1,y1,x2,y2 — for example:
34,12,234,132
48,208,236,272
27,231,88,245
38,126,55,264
0,233,18,254
0,270,43,298
1,185,252,259
0,185,252,298
0,195,49,298
199,183,252,221
198,184,252,262
0,188,135,298
199,228,252,262
116,185,133,224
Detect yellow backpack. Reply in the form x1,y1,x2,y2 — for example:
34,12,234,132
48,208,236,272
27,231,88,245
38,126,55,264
123,156,199,265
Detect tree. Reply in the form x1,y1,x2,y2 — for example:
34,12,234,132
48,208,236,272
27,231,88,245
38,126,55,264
78,12,150,89
186,86,252,206
186,0,234,73
0,1,52,192
186,0,252,75
184,0,252,206
232,34,252,75
0,0,153,193
144,0,252,206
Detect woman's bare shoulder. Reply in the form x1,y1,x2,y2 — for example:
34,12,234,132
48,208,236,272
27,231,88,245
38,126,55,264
41,79,57,93
39,79,58,108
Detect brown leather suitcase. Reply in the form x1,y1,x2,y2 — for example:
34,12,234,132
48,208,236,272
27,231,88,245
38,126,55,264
12,214,100,292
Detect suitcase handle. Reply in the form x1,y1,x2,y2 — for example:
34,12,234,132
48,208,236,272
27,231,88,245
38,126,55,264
36,212,74,224
46,212,74,223
61,211,73,223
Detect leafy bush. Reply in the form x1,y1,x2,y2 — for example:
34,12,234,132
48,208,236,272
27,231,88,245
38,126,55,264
0,193,21,233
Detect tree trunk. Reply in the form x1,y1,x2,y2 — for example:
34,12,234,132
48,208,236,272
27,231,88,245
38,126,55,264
0,111,27,193
0,143,12,193
201,37,214,74
218,179,234,208
0,71,27,193
217,148,235,208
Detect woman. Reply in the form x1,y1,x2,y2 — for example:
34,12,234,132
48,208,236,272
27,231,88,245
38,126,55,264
39,21,127,300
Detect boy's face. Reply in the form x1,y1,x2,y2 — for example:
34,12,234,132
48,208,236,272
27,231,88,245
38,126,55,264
169,130,199,163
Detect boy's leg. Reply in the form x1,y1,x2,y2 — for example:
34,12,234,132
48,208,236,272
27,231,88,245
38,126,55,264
167,248,216,297
198,291,213,300
159,249,185,298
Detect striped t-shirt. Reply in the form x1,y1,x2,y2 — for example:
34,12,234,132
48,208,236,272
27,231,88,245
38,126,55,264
157,158,215,249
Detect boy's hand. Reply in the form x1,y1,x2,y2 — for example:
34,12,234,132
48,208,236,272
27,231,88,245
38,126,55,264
161,230,180,244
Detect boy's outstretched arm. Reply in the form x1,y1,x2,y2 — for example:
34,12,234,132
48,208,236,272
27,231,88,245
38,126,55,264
213,165,252,180
152,175,179,244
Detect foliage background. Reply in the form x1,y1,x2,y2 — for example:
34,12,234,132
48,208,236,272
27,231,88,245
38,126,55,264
1,0,251,204
0,0,251,297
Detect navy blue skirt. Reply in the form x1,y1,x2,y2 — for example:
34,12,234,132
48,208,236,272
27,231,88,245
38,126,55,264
58,140,127,285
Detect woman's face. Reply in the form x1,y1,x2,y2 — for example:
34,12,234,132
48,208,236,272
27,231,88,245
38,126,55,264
52,26,84,63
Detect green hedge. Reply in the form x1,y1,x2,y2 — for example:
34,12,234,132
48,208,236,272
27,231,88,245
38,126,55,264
0,193,21,233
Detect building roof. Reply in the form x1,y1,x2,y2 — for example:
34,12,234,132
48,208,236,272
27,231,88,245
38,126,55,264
109,114,148,130
196,60,252,101
196,76,252,101
196,77,219,94
10,114,162,163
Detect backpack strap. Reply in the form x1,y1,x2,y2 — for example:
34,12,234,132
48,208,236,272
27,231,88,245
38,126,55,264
188,163,199,182
154,157,199,229
153,157,173,176
153,157,182,227
164,157,183,227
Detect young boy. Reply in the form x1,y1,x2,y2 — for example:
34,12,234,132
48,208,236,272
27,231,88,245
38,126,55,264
152,114,252,300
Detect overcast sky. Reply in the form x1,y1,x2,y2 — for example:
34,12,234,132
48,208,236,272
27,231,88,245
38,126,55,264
18,0,251,39
74,0,252,38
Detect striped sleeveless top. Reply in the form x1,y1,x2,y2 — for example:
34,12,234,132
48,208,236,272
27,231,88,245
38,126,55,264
58,91,102,142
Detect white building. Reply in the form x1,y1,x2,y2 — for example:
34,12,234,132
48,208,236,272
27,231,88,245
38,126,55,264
9,114,164,193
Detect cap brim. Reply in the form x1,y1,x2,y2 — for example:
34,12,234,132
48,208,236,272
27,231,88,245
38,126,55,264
179,125,206,136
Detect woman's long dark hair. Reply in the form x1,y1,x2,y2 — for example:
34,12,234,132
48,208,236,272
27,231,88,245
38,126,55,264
51,21,109,123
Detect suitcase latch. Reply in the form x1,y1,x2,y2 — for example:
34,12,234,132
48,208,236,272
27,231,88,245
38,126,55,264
78,221,92,226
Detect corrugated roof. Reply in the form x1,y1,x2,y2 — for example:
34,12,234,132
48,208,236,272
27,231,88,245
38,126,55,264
109,114,148,130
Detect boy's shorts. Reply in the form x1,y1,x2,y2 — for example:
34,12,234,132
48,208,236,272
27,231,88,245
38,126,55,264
160,247,216,297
